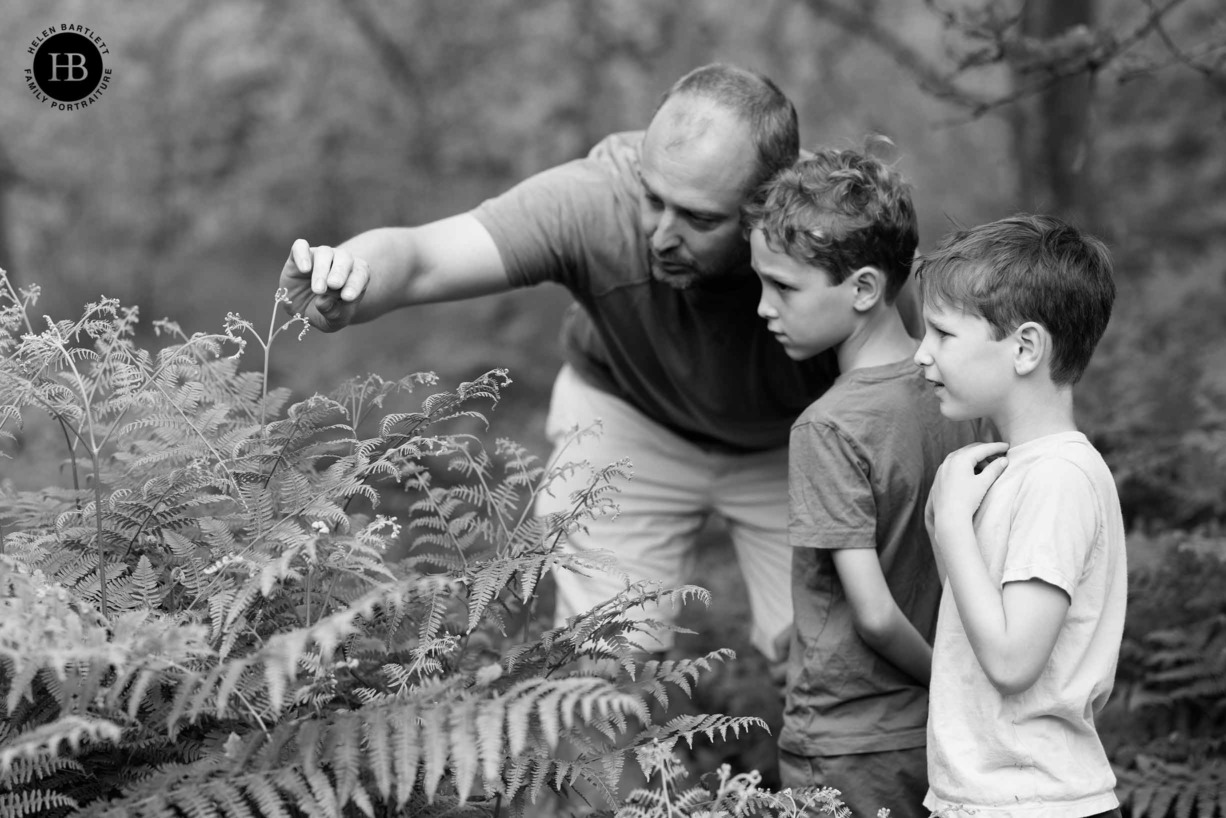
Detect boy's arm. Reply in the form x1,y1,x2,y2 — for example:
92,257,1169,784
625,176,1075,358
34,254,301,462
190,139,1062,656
831,549,932,686
930,442,1072,696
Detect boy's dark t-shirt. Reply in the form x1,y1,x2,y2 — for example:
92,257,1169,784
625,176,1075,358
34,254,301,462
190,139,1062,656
782,359,980,757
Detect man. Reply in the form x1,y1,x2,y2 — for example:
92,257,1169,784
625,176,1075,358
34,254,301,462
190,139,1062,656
280,63,840,662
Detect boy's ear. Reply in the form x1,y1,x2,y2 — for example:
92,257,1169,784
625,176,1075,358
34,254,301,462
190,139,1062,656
849,266,886,312
1012,321,1049,376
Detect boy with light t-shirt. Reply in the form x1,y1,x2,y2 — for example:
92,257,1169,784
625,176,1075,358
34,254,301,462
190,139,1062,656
913,214,1126,818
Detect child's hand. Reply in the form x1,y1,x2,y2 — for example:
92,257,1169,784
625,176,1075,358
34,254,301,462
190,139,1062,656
932,441,1010,524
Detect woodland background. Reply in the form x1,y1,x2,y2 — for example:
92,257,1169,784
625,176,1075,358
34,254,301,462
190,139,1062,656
1,0,1224,801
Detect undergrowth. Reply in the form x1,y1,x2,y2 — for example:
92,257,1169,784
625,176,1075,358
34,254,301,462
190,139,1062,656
0,271,856,818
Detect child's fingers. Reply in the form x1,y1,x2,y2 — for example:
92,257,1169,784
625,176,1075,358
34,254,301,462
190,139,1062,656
976,453,1009,481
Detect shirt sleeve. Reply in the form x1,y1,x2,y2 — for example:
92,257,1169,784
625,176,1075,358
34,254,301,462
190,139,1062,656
1001,458,1101,597
788,420,877,551
470,133,641,292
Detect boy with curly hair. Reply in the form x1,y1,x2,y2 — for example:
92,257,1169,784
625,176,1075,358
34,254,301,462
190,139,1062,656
914,215,1125,818
743,145,980,817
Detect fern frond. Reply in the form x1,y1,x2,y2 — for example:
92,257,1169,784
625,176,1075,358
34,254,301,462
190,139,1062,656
0,789,79,818
0,716,123,775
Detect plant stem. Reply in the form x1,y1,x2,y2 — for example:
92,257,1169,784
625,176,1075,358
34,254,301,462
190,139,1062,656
90,449,108,618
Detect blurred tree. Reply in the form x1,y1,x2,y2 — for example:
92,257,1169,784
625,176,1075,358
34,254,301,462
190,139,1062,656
795,0,1225,230
1015,0,1097,225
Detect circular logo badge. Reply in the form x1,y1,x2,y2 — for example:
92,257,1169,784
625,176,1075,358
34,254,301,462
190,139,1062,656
32,32,103,102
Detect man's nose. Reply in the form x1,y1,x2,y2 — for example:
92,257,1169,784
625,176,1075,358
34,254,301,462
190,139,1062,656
650,209,682,253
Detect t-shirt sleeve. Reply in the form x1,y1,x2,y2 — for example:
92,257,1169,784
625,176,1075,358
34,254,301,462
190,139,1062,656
470,134,640,293
788,420,877,551
469,161,599,290
1001,458,1101,597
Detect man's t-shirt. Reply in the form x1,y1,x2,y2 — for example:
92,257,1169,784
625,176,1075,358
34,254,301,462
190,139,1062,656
470,131,838,453
782,359,980,756
924,431,1126,818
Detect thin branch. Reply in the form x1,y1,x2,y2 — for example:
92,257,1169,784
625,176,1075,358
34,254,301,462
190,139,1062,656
799,0,1215,118
799,0,994,109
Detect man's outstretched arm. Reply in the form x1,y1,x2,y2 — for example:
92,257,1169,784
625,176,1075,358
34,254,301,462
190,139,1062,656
279,213,511,332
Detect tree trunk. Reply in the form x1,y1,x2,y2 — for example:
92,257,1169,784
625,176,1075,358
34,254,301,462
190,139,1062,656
1013,0,1099,229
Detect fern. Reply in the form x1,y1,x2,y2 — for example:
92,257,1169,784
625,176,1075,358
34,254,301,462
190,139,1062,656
0,271,787,817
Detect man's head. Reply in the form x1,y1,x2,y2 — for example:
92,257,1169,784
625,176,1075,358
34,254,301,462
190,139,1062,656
742,145,918,360
914,214,1115,388
640,64,798,289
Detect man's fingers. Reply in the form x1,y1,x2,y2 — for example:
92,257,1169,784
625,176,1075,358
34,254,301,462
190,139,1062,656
290,238,312,274
325,250,354,293
308,246,333,295
340,258,368,302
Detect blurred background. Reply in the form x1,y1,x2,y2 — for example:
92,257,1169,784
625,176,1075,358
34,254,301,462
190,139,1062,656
2,0,1225,792
2,0,1224,522
1,0,1221,503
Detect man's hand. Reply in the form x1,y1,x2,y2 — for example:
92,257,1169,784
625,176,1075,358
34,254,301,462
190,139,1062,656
931,441,1010,528
280,238,370,332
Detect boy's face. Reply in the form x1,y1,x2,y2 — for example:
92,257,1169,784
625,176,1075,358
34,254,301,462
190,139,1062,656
913,298,1014,421
750,228,855,360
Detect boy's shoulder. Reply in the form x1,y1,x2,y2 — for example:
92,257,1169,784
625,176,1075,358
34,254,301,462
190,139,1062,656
793,358,933,432
988,432,1123,536
1003,432,1114,488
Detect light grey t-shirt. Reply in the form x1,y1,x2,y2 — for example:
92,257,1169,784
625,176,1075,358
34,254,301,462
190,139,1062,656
924,431,1126,818
782,358,981,756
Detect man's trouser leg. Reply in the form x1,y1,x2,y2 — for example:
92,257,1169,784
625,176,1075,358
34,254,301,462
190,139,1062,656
709,445,793,663
538,365,794,661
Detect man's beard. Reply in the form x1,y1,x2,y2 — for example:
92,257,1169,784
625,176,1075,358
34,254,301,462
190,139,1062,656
650,261,701,290
649,251,714,289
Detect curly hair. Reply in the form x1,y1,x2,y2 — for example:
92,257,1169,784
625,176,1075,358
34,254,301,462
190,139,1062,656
915,214,1115,385
742,141,918,302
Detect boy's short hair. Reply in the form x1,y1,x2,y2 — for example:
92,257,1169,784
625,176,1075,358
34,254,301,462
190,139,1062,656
742,141,918,302
916,214,1115,385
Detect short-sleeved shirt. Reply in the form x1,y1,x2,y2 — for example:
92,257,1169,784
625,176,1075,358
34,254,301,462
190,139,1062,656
924,431,1126,818
781,359,981,756
471,132,838,453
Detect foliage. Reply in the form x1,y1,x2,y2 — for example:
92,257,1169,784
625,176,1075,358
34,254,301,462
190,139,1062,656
0,271,814,818
618,744,855,818
1101,529,1226,818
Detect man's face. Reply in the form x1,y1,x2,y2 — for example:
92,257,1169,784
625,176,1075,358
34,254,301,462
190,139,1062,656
638,97,758,289
751,229,855,361
913,297,1014,421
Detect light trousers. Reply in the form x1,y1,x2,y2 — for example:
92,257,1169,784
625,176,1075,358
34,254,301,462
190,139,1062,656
537,365,794,660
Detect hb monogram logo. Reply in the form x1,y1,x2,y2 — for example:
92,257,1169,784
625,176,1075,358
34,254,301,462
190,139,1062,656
26,27,112,110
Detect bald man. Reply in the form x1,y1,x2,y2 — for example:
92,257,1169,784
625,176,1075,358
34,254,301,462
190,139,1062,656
279,64,841,663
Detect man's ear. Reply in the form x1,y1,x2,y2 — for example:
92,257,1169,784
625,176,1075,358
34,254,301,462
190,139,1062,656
1013,321,1048,376
850,266,886,312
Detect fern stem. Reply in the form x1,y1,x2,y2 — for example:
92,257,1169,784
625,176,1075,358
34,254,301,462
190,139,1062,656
90,448,109,619
305,565,312,627
261,416,303,488
122,478,179,557
52,321,110,617
146,377,245,505
56,413,83,498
